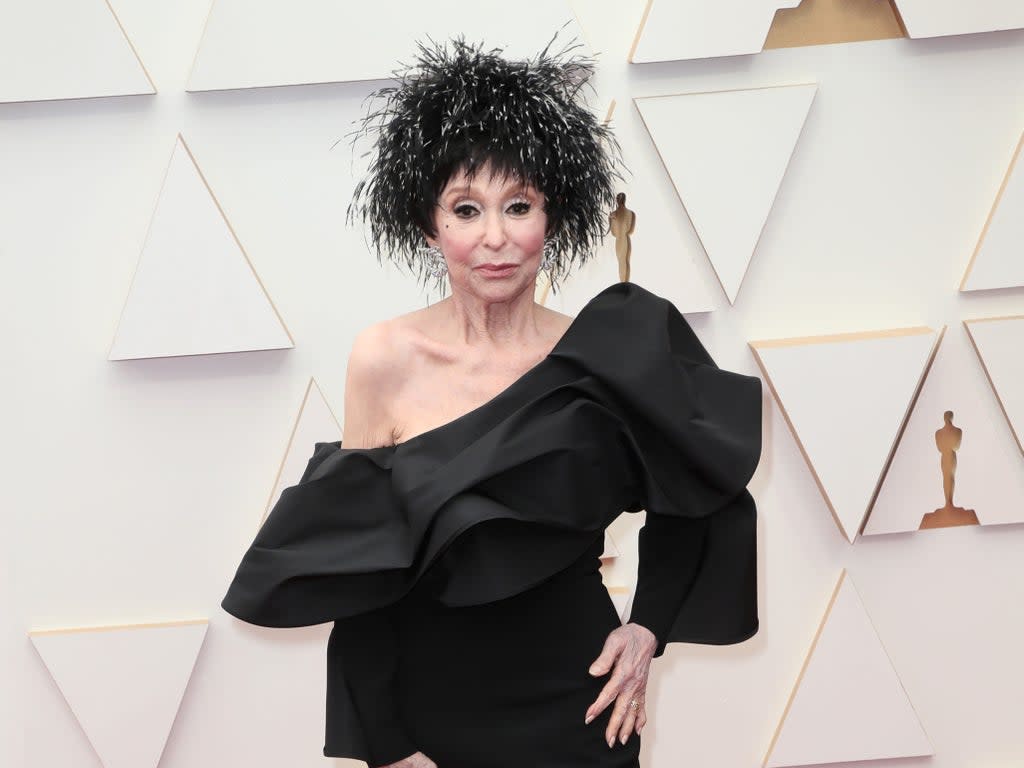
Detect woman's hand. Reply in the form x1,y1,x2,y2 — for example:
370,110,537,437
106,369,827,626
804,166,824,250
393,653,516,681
376,751,436,768
585,622,657,747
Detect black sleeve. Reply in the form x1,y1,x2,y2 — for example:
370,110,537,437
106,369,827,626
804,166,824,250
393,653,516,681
326,606,417,766
626,488,759,657
626,511,709,658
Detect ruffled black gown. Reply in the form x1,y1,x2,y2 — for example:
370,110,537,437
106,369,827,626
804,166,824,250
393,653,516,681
221,282,763,767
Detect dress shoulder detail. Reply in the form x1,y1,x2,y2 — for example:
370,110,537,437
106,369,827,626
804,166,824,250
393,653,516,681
221,281,763,630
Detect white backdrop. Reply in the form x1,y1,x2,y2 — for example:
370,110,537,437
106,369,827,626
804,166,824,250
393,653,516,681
3,1,1024,767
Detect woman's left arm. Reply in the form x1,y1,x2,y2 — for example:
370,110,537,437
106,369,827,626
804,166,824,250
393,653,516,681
585,510,709,745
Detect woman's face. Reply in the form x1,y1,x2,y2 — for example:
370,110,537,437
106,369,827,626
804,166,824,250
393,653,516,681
426,165,548,300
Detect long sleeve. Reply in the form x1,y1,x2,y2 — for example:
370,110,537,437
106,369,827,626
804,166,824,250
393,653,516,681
627,511,709,657
626,487,759,657
325,606,417,766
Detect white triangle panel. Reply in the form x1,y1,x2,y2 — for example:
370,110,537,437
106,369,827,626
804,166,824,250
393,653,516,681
109,135,293,360
893,1,1024,38
0,1,153,103
965,316,1024,458
635,84,816,304
961,133,1024,292
630,0,801,63
606,585,632,622
765,571,932,767
867,327,1024,534
30,620,208,768
546,101,716,316
188,0,585,91
751,328,938,542
262,378,343,525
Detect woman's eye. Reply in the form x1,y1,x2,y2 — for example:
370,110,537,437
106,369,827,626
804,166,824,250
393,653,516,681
507,201,531,215
453,204,479,218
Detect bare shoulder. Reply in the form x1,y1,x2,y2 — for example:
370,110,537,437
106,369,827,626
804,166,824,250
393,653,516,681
343,304,442,447
343,317,411,448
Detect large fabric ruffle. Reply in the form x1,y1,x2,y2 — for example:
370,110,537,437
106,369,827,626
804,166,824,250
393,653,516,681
221,281,762,642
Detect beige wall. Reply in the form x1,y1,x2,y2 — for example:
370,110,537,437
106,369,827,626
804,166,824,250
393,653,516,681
4,1,1024,767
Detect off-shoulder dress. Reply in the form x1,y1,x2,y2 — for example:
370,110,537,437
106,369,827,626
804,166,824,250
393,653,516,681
221,282,763,768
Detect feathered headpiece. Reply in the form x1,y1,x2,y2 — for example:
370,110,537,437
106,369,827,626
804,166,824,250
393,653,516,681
345,32,625,291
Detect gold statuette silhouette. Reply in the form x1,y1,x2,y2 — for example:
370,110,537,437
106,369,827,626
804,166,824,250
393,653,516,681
919,410,979,530
608,192,636,283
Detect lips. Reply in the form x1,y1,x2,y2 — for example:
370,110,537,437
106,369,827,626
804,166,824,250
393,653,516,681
475,263,519,278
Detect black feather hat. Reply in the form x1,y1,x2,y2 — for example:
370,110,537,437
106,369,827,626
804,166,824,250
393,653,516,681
346,32,625,291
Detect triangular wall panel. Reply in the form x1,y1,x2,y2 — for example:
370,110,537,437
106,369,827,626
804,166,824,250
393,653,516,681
0,0,153,103
764,571,932,767
30,620,208,768
960,132,1024,292
893,1,1024,38
262,378,343,526
629,0,801,63
188,0,585,91
965,315,1024,457
635,84,816,304
750,327,938,542
547,99,716,316
109,135,293,360
866,326,1024,534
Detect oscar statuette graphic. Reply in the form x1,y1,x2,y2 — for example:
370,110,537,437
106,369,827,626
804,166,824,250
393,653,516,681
919,410,979,530
608,192,636,282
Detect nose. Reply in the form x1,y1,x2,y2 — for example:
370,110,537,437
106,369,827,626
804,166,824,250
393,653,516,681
481,208,508,250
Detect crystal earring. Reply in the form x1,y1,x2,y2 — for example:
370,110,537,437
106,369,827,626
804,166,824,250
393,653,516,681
540,238,556,273
419,244,448,279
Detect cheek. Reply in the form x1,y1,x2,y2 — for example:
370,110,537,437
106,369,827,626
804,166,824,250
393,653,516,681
511,217,547,252
436,230,477,268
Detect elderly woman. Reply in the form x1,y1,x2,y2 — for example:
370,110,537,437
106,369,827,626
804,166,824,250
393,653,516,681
222,37,762,768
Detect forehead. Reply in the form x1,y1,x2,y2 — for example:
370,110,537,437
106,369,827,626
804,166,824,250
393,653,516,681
438,166,541,200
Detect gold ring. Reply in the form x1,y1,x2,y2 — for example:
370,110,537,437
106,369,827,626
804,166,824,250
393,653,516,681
629,699,639,709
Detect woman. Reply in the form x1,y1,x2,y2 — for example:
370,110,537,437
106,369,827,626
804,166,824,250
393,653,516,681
221,37,763,768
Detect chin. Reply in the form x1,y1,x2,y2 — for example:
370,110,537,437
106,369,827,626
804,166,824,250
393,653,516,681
462,272,537,301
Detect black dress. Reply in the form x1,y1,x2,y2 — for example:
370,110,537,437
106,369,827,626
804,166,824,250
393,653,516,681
221,282,763,767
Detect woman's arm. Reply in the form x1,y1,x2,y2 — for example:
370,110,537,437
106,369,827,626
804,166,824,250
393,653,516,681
583,510,708,747
627,511,710,658
327,326,429,768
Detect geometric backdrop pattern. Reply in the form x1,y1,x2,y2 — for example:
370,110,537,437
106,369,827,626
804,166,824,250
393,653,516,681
764,570,932,767
893,0,1024,38
108,135,293,360
262,378,342,527
8,5,1024,768
188,0,585,90
634,83,817,304
960,131,1024,292
29,620,208,768
750,327,939,542
0,0,153,103
965,315,1024,456
629,0,802,63
866,324,1024,534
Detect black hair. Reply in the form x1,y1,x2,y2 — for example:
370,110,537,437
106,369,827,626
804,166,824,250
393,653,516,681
346,32,625,291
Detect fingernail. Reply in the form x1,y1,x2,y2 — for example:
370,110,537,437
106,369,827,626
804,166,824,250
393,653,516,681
607,736,614,748
620,734,628,744
589,665,599,674
585,714,594,724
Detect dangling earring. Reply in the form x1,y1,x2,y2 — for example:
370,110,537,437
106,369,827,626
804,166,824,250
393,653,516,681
418,244,448,279
540,238,556,273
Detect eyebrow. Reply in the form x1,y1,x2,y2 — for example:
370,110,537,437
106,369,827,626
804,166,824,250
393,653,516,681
441,184,532,203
